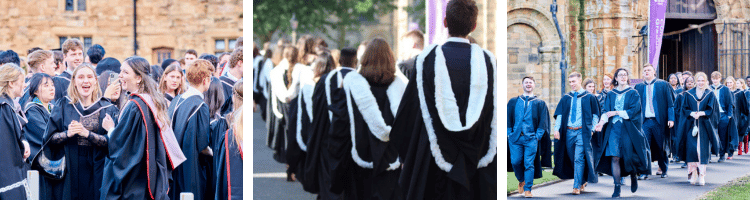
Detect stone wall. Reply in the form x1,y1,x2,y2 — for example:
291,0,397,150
0,0,242,65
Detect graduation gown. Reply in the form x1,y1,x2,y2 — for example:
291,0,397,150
254,56,268,120
552,91,600,183
391,42,496,200
506,95,552,179
214,129,243,200
23,100,51,163
220,75,237,103
44,97,119,200
257,58,273,122
101,94,186,200
334,71,407,200
167,92,211,200
676,88,720,164
285,67,315,187
269,61,304,163
733,89,749,138
673,90,687,159
595,87,651,176
711,85,739,153
303,67,355,197
52,71,71,101
0,94,28,200
635,79,675,162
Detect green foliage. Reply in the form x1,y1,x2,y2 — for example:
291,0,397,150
702,175,750,200
506,171,559,194
253,0,396,47
406,0,425,31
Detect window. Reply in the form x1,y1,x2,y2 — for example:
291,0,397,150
66,0,86,11
153,47,174,65
215,38,238,54
59,36,93,52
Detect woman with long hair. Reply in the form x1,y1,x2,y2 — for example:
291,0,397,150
101,56,186,199
599,74,614,105
677,72,720,186
204,77,226,121
669,73,683,93
738,78,750,154
0,63,30,200
22,73,55,165
674,75,695,168
269,45,306,165
297,35,317,65
728,77,750,156
594,68,650,197
337,38,407,199
584,78,598,99
215,107,244,200
159,63,186,102
287,52,336,187
44,63,119,200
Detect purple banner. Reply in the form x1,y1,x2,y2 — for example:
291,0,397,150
649,0,667,75
426,0,448,45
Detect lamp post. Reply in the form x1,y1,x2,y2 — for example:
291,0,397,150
290,14,298,46
551,0,567,96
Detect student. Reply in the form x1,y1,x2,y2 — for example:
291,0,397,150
675,75,696,168
634,64,674,179
0,63,30,200
100,56,186,199
728,77,749,155
677,72,720,186
167,59,214,200
214,107,244,200
508,76,551,198
391,0,497,199
159,63,186,102
22,73,55,164
53,38,85,100
20,50,58,105
219,48,243,115
710,71,739,161
594,68,650,197
184,49,198,68
553,72,600,195
44,63,119,200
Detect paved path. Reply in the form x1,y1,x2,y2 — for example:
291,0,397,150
509,155,750,199
253,112,317,200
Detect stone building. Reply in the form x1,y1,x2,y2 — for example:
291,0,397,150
508,0,750,111
0,0,242,65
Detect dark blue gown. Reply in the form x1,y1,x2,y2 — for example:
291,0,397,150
552,91,600,183
44,97,119,200
677,88,720,164
167,92,211,200
0,94,28,200
52,71,71,101
214,128,243,200
595,87,651,177
23,100,52,200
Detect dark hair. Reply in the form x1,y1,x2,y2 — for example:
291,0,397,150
253,43,260,58
87,44,106,64
339,47,358,68
522,76,535,83
685,76,696,90
284,46,300,86
98,70,116,93
198,54,219,71
612,68,630,87
161,58,177,71
445,0,478,37
668,73,681,86
314,37,328,54
204,77,226,120
0,50,20,66
53,50,64,66
312,52,336,79
150,65,163,82
123,56,170,127
360,38,396,85
186,49,198,57
229,48,243,69
683,71,693,77
27,47,43,55
27,73,54,100
297,35,315,65
96,57,121,75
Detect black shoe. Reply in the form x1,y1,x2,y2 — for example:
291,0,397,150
631,175,638,193
613,185,621,198
638,174,648,180
718,155,726,163
661,173,668,178
681,163,688,168
599,172,604,176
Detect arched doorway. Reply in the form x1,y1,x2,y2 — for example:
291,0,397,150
656,0,718,79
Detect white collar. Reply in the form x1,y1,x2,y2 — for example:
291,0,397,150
65,69,73,76
183,86,204,99
446,37,470,44
226,71,239,82
522,93,535,98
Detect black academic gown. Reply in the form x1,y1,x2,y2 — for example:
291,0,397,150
635,79,675,162
733,89,749,138
0,94,28,200
671,87,685,156
214,129,243,200
711,85,739,154
52,71,71,101
594,87,651,177
335,72,406,200
676,88,720,164
220,75,236,103
673,90,687,160
23,101,50,163
269,67,292,163
303,68,355,198
44,97,119,200
101,94,186,200
286,76,316,189
506,96,552,179
552,91,600,183
167,93,211,200
391,42,496,200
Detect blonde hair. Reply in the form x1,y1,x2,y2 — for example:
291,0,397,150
27,50,53,73
159,63,186,95
711,71,722,79
738,79,747,90
0,63,25,97
67,63,102,105
726,76,735,84
696,72,709,90
232,79,243,112
232,107,243,150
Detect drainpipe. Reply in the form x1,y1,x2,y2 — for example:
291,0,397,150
133,0,138,55
551,0,567,95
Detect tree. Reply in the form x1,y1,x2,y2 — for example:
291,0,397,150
253,0,396,47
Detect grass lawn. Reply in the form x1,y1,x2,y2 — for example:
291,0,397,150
507,170,559,194
701,175,750,200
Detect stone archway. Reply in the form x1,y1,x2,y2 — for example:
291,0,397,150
507,8,563,110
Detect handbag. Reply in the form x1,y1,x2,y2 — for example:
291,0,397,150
692,119,699,137
30,138,66,180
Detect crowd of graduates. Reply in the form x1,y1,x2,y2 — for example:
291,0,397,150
0,37,244,200
253,0,497,199
509,64,750,198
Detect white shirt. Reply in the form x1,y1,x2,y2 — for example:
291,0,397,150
183,86,204,99
446,37,470,44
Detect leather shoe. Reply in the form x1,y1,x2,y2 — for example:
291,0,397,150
631,175,638,193
661,173,668,178
612,185,621,198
